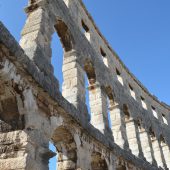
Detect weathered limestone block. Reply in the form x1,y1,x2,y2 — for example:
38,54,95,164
1,0,170,168
139,129,154,164
0,131,27,170
89,83,110,135
62,50,88,118
161,143,170,169
152,139,164,168
74,134,91,170
110,105,129,150
20,6,54,75
58,160,76,170
126,119,140,157
0,157,27,170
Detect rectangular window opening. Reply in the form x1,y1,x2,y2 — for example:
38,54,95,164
81,20,90,42
141,96,147,110
82,20,89,32
162,114,168,125
116,68,121,76
151,106,158,118
129,84,136,100
116,68,124,85
100,48,108,67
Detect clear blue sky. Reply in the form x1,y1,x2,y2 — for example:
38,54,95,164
0,0,170,169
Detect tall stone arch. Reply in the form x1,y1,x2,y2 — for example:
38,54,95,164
51,126,77,170
54,19,74,52
91,152,108,170
0,81,25,133
20,0,75,76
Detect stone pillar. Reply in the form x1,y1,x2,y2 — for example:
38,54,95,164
161,142,170,169
62,50,88,118
138,129,154,164
75,139,91,170
110,104,129,150
151,138,164,168
89,83,110,135
20,2,54,75
134,122,145,159
125,119,140,157
158,141,168,169
108,153,117,170
57,144,77,170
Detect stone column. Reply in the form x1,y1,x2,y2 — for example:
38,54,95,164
138,129,154,164
89,83,110,135
110,104,129,150
158,141,168,169
20,2,54,75
125,119,140,157
57,143,77,170
134,122,145,159
161,142,170,169
151,138,164,168
62,50,88,118
75,137,91,170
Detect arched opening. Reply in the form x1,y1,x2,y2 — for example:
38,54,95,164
109,101,129,149
51,19,75,92
81,19,91,41
162,114,168,125
54,19,74,52
160,135,166,145
128,84,136,100
91,152,108,170
105,86,115,129
137,120,153,163
49,142,57,170
51,33,63,92
100,47,108,67
160,135,170,169
140,96,147,110
137,119,142,131
84,61,112,133
105,86,115,108
84,60,96,121
84,74,91,121
84,60,96,86
56,20,88,116
123,104,140,156
151,106,158,119
51,126,77,170
149,127,156,141
116,68,124,86
0,83,25,132
123,104,130,121
149,127,164,168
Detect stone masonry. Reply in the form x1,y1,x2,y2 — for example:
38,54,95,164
0,0,170,169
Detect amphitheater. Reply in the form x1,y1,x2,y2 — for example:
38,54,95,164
0,0,170,169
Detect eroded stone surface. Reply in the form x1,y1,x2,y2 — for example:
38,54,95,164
0,0,170,170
